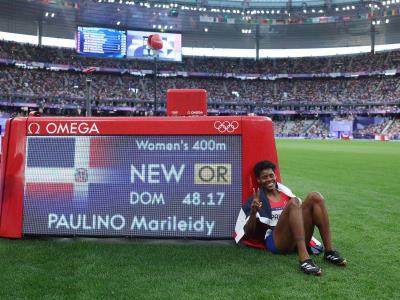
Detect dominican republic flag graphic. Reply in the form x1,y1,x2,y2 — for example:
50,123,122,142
24,137,117,204
23,136,126,235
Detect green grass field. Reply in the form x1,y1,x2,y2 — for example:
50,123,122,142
1,139,400,299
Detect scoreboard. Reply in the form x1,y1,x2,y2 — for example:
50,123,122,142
76,26,126,58
23,135,241,237
0,116,279,239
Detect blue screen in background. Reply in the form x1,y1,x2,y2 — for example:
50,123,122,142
23,136,242,238
76,27,126,58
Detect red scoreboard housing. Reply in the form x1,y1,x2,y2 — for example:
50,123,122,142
0,115,279,238
167,89,208,116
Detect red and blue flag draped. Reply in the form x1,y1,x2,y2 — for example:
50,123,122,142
234,182,324,255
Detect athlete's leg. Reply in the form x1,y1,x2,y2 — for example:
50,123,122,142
301,192,333,251
272,197,309,262
302,192,347,266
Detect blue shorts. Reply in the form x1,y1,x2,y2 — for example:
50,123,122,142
265,232,280,254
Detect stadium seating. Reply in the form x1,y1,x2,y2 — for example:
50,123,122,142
0,40,399,139
1,40,400,74
1,65,399,105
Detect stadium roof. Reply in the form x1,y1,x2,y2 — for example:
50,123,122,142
0,0,399,50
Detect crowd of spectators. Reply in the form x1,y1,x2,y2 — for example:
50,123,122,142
386,118,400,139
306,120,329,138
352,120,390,139
273,119,315,137
1,40,400,139
272,118,400,139
1,65,399,106
1,40,400,74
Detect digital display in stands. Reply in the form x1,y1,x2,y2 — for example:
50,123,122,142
126,30,182,61
76,26,126,58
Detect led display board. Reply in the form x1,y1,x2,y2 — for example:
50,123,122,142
23,135,241,238
126,30,182,61
76,26,126,58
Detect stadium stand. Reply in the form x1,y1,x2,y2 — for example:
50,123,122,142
1,40,400,74
386,118,400,139
353,119,391,139
0,41,399,139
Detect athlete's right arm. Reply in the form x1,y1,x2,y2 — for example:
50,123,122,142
244,188,262,236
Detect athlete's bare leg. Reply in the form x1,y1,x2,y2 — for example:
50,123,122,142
272,197,310,262
301,192,333,251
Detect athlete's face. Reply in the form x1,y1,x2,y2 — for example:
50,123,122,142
257,168,277,191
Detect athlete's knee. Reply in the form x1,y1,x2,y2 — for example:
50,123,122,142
288,197,302,208
307,191,325,205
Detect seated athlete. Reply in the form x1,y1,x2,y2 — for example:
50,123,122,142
236,160,346,276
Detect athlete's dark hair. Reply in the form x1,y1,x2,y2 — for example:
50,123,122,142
253,160,276,178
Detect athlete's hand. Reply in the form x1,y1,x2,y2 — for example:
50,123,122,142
250,188,262,214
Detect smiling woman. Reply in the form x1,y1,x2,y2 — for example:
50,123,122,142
236,159,347,276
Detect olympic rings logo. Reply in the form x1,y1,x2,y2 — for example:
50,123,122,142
213,121,239,133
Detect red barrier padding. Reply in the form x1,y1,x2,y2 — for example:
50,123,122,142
0,118,27,238
0,115,278,238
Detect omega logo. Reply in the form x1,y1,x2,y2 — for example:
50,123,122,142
28,123,40,135
27,122,100,135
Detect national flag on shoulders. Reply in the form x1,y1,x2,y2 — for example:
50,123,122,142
234,182,324,255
